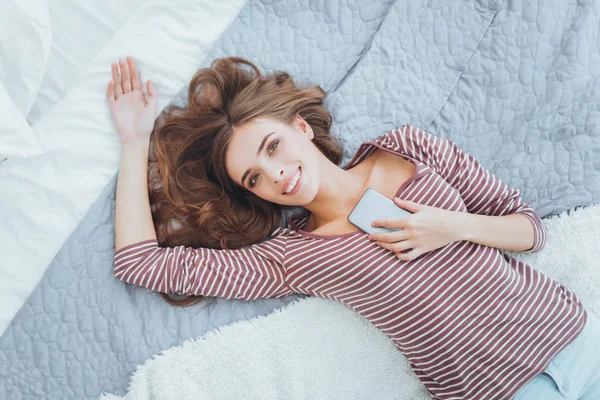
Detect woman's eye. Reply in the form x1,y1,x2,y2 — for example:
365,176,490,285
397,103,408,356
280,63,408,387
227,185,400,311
249,141,278,188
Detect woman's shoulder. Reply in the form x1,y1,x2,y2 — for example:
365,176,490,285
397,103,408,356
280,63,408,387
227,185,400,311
358,125,427,159
376,125,449,163
375,124,432,145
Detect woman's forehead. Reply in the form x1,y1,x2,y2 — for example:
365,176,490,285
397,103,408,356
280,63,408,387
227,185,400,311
236,116,282,132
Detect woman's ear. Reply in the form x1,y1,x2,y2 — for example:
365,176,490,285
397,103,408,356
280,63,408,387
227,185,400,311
296,114,314,140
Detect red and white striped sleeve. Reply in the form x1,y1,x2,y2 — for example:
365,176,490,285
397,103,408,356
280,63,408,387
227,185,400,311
112,234,294,300
390,124,547,253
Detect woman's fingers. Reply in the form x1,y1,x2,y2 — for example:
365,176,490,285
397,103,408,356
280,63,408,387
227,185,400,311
146,79,157,109
127,56,142,91
111,63,122,98
109,57,151,101
146,79,155,98
377,239,413,253
395,248,419,262
106,80,115,103
119,59,132,93
368,229,408,244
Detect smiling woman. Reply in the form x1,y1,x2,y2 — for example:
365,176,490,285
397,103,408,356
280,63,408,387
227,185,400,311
109,55,594,399
145,57,344,304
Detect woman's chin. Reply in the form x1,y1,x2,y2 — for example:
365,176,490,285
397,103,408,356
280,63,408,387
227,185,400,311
279,191,313,207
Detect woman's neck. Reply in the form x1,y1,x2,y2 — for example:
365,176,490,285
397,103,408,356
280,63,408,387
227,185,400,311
303,152,378,228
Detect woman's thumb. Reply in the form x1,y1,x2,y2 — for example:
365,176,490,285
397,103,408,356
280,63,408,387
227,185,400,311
146,79,156,99
145,80,157,109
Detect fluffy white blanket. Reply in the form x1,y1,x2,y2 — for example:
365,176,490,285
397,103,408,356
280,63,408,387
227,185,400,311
99,202,600,400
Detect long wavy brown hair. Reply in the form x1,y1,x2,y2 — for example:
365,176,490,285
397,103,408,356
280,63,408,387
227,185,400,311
147,56,344,307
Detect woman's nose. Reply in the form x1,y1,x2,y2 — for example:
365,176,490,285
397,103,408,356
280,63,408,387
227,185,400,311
274,168,284,184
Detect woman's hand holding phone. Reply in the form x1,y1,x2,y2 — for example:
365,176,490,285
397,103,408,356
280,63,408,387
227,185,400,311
106,56,158,145
368,198,460,261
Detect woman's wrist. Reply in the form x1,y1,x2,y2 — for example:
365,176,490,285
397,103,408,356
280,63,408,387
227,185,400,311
445,210,472,242
121,136,150,152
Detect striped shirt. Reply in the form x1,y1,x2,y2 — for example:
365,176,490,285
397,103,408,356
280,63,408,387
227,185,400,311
113,124,587,400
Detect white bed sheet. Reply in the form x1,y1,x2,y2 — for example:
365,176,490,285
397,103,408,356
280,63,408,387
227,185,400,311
0,0,247,338
27,0,148,126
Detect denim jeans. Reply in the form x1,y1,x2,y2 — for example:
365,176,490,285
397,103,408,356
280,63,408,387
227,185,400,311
513,311,600,399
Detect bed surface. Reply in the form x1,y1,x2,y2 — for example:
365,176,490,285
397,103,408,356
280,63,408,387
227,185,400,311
1,0,599,398
26,0,148,125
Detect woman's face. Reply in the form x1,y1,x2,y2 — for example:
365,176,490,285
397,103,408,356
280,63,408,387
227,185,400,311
225,115,321,206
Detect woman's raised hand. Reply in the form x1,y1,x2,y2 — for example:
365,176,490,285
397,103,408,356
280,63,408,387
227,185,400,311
106,56,157,145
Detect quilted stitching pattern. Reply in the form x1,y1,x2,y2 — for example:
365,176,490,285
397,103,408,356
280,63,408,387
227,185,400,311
430,0,600,217
325,0,501,164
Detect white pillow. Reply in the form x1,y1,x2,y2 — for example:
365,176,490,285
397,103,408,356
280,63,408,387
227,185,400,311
0,0,51,116
0,82,43,162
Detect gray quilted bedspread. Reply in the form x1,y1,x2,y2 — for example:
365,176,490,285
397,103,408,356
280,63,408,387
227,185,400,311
1,0,599,398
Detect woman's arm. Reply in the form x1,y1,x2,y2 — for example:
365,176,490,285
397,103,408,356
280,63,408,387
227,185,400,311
449,212,538,253
106,56,158,251
114,137,156,251
388,125,547,253
112,237,293,300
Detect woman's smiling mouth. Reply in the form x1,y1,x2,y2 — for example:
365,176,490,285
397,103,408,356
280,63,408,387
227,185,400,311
283,166,302,195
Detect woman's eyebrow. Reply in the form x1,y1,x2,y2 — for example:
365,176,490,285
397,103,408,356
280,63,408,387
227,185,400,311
241,131,276,187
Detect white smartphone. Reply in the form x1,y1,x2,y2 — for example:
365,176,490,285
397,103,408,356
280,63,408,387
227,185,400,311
347,188,413,234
